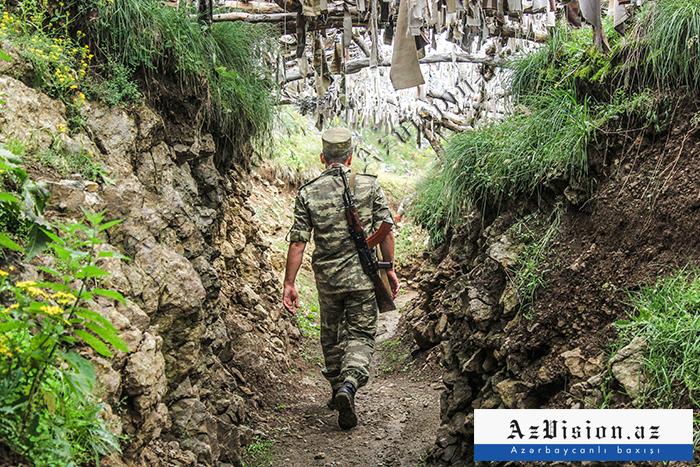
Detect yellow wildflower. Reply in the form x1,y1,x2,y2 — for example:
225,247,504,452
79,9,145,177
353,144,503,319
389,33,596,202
0,344,11,357
52,291,76,305
27,286,48,298
9,304,18,310
0,270,7,277
40,305,63,316
16,281,37,288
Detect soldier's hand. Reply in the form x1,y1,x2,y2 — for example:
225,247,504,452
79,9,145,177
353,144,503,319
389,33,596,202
283,283,299,315
387,269,400,299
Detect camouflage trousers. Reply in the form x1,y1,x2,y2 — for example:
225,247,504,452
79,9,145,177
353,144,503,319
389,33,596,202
318,288,378,390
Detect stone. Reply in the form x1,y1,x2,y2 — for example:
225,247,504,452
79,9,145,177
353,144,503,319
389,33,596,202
468,299,493,330
123,332,167,411
0,76,66,152
560,348,585,378
83,101,138,177
494,379,533,409
93,357,122,404
499,283,520,317
610,337,648,401
117,301,150,332
486,233,522,268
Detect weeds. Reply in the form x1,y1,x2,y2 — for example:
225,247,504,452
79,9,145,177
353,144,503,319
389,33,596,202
296,275,320,339
0,209,128,465
394,222,429,270
508,206,564,318
614,266,700,407
378,337,411,373
242,437,274,467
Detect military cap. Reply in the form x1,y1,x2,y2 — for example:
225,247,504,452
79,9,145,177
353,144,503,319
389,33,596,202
322,128,353,158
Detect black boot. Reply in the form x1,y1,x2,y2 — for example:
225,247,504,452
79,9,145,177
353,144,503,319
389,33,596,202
335,381,357,430
327,388,338,410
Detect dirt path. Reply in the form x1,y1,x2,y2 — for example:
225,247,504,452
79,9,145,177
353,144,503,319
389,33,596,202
247,289,443,467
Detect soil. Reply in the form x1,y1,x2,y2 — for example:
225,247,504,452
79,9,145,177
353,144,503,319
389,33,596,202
247,289,444,467
505,99,700,408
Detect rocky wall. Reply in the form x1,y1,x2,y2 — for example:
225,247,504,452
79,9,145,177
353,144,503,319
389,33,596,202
406,199,651,466
0,71,299,467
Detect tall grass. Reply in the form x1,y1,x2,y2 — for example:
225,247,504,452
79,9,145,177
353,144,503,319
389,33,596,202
626,0,700,92
509,19,623,101
89,0,275,144
412,89,591,242
615,267,700,406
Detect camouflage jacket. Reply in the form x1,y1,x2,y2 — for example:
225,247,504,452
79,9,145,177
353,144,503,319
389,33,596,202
289,165,393,293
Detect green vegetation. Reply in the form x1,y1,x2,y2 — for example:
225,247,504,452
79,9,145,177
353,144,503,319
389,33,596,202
88,0,275,143
627,0,700,92
394,223,429,270
614,267,700,407
1,139,127,466
507,207,564,318
412,89,590,243
242,437,275,467
0,147,50,255
378,336,411,373
0,206,128,465
413,0,700,243
0,6,92,127
0,0,275,145
296,274,320,340
262,108,432,198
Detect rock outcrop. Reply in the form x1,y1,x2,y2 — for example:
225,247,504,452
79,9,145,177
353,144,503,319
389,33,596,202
0,75,299,467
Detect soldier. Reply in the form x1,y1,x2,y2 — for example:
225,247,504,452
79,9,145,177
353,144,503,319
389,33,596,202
283,127,400,430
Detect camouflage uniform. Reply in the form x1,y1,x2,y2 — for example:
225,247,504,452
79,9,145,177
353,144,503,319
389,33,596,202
289,165,393,390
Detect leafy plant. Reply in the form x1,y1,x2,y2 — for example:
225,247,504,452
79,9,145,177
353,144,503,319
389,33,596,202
0,7,93,117
0,209,127,466
242,437,275,467
0,146,51,259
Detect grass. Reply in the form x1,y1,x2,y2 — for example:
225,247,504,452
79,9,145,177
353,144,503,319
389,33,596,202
296,274,321,340
614,266,700,407
394,222,429,270
412,89,591,243
378,336,411,373
507,206,564,319
625,0,700,92
87,0,275,145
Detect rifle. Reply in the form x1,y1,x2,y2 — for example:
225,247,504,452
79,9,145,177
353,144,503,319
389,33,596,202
338,168,396,313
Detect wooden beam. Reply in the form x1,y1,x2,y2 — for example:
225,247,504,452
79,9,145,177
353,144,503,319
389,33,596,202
213,11,296,22
215,1,285,13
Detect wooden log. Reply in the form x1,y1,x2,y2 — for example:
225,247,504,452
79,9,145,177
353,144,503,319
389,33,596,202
213,11,296,22
217,0,285,12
